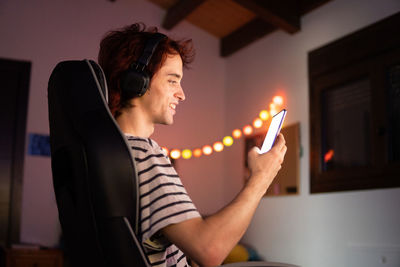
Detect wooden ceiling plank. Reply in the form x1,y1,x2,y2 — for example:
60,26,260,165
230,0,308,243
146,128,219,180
232,0,300,34
186,0,256,38
162,0,205,30
220,18,276,57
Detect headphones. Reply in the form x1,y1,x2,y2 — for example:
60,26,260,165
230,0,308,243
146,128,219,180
121,32,167,99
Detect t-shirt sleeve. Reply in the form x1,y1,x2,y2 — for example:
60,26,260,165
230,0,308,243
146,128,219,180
129,137,201,251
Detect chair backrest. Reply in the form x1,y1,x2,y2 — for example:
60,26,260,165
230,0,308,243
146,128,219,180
48,59,150,267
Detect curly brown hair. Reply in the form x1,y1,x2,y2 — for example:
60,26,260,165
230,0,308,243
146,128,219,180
98,23,195,117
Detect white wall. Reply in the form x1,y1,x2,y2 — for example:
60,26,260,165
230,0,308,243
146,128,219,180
0,0,225,246
224,0,400,266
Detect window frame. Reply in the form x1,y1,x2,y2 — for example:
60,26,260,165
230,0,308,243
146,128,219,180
308,12,400,193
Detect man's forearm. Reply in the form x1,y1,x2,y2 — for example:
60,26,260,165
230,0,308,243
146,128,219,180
162,172,269,266
201,172,269,260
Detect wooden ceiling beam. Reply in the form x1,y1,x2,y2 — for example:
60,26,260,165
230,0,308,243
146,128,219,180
162,0,205,30
300,0,334,14
232,0,300,34
220,18,276,57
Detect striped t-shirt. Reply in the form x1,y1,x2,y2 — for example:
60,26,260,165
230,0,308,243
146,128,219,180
126,135,201,267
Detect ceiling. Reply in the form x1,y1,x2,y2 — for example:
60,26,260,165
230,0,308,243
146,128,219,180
147,0,333,57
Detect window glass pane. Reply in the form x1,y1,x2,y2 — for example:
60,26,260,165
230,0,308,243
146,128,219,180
387,63,400,162
321,78,371,171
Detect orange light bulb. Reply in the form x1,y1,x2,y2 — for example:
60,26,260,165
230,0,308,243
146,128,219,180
193,148,202,157
232,129,242,139
161,147,169,155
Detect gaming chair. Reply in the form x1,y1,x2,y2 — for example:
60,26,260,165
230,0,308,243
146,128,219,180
47,58,299,267
48,59,150,267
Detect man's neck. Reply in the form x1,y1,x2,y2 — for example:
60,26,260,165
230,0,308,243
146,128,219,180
116,108,154,138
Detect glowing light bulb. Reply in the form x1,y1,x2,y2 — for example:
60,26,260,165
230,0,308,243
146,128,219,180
213,142,224,152
222,136,234,147
259,110,269,121
269,103,278,116
202,145,213,155
232,129,242,139
253,118,263,128
161,147,169,155
182,149,192,159
243,125,253,136
193,148,202,157
170,149,181,159
273,95,283,106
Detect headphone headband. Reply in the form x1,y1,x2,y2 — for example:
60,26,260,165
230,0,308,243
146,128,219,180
121,32,167,98
135,32,167,70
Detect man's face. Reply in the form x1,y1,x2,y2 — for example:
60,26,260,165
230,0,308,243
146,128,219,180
140,53,185,125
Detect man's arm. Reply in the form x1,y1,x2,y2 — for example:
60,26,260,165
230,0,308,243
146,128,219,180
161,134,287,266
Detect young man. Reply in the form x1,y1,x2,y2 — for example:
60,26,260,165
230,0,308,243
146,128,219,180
98,23,287,267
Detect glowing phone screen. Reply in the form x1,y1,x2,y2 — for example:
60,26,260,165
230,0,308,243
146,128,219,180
260,109,287,154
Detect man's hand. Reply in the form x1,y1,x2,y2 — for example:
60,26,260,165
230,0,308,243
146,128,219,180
247,133,287,195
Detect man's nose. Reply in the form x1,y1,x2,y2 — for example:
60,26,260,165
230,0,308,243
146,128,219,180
175,85,185,101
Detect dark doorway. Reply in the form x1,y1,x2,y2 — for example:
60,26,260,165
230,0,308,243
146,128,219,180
0,58,31,246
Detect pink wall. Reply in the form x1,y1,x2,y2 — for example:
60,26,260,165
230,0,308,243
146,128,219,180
0,0,225,246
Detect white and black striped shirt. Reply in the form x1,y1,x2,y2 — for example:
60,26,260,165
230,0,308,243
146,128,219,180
126,135,201,267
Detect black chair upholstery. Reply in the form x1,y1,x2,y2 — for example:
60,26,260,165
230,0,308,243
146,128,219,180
48,59,150,267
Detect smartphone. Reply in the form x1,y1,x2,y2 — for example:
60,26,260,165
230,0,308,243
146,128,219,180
260,109,287,154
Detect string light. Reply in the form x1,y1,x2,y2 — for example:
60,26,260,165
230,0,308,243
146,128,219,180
162,147,169,155
243,125,253,136
193,148,202,157
163,95,284,159
170,149,181,159
182,149,192,159
232,129,242,139
253,118,263,128
222,136,234,147
273,95,283,105
202,145,213,155
213,142,224,152
269,103,278,116
259,110,269,121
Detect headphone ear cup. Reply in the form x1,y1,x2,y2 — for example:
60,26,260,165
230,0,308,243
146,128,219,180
121,69,150,98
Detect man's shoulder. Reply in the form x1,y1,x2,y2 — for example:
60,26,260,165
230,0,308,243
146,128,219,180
125,135,165,155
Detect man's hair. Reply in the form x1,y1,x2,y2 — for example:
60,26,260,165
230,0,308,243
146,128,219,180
98,23,195,117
